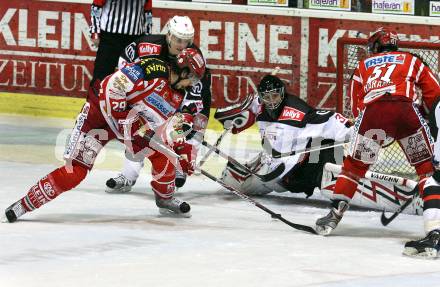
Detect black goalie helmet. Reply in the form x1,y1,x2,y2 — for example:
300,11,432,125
257,75,286,111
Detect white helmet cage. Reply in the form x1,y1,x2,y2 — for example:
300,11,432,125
166,16,195,44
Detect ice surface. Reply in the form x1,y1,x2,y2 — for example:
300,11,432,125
0,115,439,287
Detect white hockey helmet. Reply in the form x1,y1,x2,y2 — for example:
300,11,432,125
167,16,195,43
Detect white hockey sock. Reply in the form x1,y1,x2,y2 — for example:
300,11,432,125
424,208,440,234
122,157,144,181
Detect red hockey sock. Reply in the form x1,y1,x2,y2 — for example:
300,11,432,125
148,151,176,199
151,180,175,199
21,164,88,211
333,156,369,201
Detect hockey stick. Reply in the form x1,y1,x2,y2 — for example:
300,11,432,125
201,140,285,182
200,168,317,235
325,163,419,226
198,125,233,168
145,134,317,234
380,186,418,226
263,140,349,159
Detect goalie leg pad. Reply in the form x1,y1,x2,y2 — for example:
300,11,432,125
221,153,276,195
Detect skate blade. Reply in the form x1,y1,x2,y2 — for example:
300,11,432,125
403,247,438,259
158,208,192,218
1,216,9,223
105,186,132,194
315,225,333,236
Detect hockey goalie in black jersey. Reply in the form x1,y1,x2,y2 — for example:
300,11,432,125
215,74,352,197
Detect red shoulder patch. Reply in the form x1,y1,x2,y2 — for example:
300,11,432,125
278,106,305,121
138,43,162,57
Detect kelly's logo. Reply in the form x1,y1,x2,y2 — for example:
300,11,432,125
278,106,305,121
138,43,161,57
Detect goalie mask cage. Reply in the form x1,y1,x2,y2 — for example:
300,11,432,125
336,37,440,179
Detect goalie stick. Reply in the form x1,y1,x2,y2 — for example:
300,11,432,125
201,140,286,182
197,123,234,169
145,133,317,234
200,169,317,234
263,140,349,159
380,186,418,226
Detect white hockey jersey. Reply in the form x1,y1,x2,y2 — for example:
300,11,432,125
248,94,352,178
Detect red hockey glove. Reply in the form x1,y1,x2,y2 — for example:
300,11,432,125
174,141,197,176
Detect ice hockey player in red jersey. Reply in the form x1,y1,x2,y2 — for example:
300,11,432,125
3,48,206,222
106,15,211,193
403,98,440,258
316,27,440,238
215,74,351,197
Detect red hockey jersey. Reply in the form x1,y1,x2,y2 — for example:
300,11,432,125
349,51,440,117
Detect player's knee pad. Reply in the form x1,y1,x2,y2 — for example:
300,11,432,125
349,132,383,165
399,128,433,166
63,103,107,170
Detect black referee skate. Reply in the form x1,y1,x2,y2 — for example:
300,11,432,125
105,174,135,193
403,230,440,258
315,200,349,236
4,200,27,223
155,196,191,218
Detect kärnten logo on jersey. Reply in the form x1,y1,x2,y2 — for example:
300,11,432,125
364,54,406,69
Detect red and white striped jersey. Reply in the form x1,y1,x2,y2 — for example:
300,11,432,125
349,51,440,117
99,60,184,140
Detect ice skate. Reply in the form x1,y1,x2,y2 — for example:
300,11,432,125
403,230,440,258
315,200,349,236
155,196,191,218
105,174,135,193
4,200,27,223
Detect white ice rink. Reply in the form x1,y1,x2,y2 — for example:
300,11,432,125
1,114,440,287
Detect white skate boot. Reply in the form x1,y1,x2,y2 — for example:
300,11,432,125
3,200,27,223
155,196,191,218
105,174,135,193
316,200,349,236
